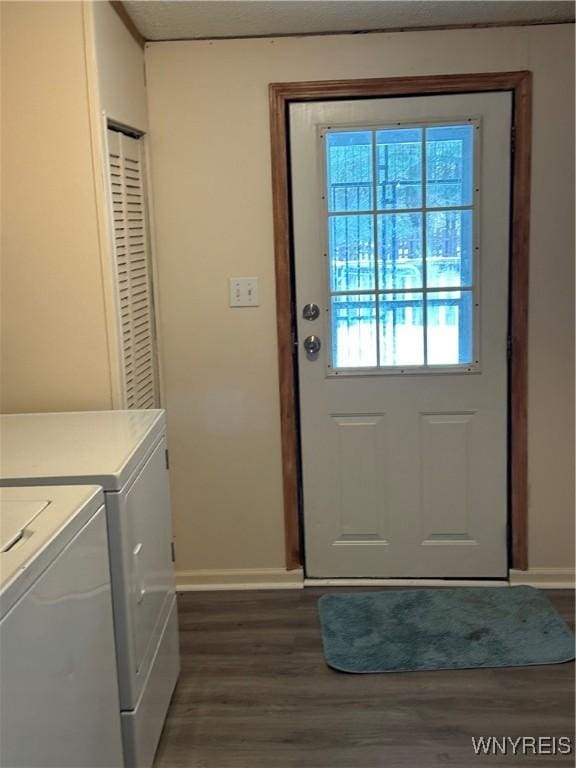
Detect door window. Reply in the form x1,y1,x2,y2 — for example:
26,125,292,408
323,122,479,372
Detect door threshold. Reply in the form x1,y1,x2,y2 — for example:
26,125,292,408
304,578,510,588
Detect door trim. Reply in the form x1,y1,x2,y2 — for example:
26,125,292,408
269,72,532,572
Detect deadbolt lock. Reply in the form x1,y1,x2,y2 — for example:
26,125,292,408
302,303,320,321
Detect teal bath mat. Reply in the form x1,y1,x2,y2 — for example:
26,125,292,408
318,586,575,673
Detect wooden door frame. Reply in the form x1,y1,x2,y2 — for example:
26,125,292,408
269,71,531,572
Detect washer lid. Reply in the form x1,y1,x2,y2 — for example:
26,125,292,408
0,486,104,616
0,500,50,552
0,410,165,491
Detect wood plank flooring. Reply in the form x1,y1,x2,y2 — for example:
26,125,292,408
154,588,574,768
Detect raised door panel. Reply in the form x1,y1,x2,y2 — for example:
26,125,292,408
419,412,477,544
331,414,388,543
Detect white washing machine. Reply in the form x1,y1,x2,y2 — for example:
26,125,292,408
0,485,124,768
0,410,180,768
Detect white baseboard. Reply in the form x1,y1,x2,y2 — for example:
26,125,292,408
176,568,304,591
305,578,509,588
509,568,575,589
175,568,574,592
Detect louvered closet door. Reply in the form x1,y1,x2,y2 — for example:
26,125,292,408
108,129,159,409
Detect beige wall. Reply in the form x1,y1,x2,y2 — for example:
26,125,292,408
525,31,575,568
146,25,574,578
92,1,148,130
0,1,151,415
1,1,113,413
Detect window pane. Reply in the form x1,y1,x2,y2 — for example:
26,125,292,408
377,213,423,290
426,210,472,288
326,132,373,212
376,128,422,210
379,293,424,366
329,215,374,292
331,294,377,368
427,290,473,365
426,125,473,207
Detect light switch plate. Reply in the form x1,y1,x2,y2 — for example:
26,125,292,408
229,277,259,307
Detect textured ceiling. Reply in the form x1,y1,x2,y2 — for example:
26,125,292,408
123,0,575,41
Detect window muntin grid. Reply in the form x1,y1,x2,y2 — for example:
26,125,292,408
323,121,478,373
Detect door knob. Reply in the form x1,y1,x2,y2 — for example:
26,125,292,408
303,335,321,356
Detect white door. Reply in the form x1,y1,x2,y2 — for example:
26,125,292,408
290,93,511,578
107,129,160,409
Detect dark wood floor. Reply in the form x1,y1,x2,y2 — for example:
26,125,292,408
154,588,574,768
